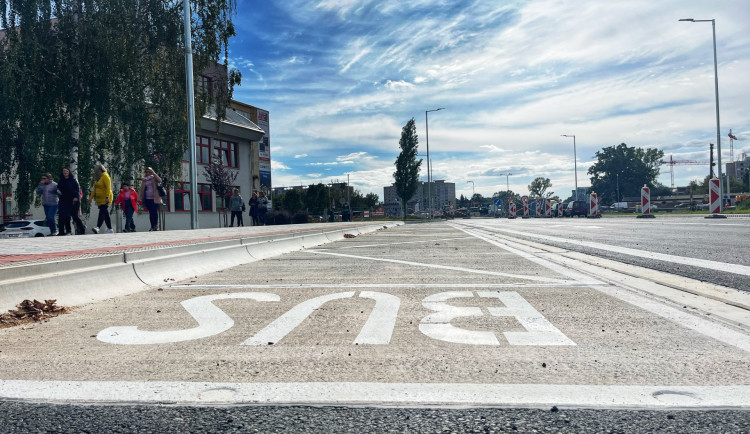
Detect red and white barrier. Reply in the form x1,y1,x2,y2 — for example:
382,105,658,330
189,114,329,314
638,184,654,218
589,192,599,217
709,178,721,214
558,202,564,217
544,199,551,217
521,196,529,218
508,199,516,218
534,200,541,217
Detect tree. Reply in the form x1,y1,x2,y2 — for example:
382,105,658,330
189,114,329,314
203,159,237,226
588,143,663,203
528,177,553,198
393,118,421,218
281,189,304,214
304,183,328,215
0,0,240,217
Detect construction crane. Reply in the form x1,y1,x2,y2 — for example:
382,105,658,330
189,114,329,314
728,129,741,162
659,155,710,189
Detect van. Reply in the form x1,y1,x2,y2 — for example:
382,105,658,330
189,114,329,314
565,200,588,217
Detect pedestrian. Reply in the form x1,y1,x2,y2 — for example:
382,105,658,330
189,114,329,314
138,166,162,231
88,163,114,234
57,167,85,235
257,191,268,225
229,188,244,227
115,182,138,232
35,173,58,235
248,191,259,226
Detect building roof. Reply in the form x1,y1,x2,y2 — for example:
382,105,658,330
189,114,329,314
203,106,265,135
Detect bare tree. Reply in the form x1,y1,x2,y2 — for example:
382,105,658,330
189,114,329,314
203,158,237,227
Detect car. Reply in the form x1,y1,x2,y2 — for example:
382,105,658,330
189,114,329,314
564,200,588,217
0,219,52,239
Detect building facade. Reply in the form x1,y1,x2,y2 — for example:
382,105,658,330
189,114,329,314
383,180,456,217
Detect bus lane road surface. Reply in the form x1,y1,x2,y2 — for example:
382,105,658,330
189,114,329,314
2,220,750,431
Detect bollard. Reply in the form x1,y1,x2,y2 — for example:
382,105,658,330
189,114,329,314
522,196,530,219
588,192,601,218
705,178,727,219
637,184,655,219
508,199,516,219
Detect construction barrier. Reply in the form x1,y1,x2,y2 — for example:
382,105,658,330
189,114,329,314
508,200,516,219
522,196,529,218
558,202,564,217
589,192,599,217
534,200,541,218
543,199,550,217
709,178,721,214
637,185,655,219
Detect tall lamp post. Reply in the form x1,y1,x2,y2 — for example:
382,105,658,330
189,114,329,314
183,0,199,228
426,107,445,219
467,181,474,203
500,173,512,192
561,134,578,200
679,18,723,212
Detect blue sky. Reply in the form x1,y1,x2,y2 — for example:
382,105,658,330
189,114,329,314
228,0,750,200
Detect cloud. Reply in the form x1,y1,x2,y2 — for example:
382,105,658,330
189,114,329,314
294,154,308,158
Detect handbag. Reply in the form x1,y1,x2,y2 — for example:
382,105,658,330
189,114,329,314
156,184,167,199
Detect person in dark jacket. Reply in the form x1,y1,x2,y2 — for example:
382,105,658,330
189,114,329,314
248,191,259,226
57,167,85,235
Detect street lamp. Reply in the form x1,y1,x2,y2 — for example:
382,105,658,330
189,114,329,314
679,18,723,211
561,134,578,200
500,173,512,192
426,107,445,219
183,0,199,228
467,180,474,200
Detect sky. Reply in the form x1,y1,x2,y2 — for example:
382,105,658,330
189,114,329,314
228,0,750,201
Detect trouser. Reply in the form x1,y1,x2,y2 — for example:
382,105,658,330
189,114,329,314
124,203,136,231
43,204,58,234
230,210,243,226
59,201,84,234
145,198,158,229
257,210,266,226
97,204,112,230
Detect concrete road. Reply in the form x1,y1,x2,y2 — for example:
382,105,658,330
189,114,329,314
2,220,750,431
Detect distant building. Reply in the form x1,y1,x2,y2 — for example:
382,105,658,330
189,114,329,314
726,153,749,182
384,180,456,216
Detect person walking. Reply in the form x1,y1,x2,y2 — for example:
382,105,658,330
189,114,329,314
57,168,85,235
229,188,244,227
115,182,138,232
248,191,259,226
138,166,162,231
257,191,269,226
88,163,114,234
35,173,59,235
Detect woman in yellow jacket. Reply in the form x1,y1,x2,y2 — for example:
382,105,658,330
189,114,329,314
88,163,114,234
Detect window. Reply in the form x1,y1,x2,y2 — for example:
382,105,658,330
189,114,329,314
197,136,211,165
199,183,212,211
173,182,191,212
215,139,238,168
199,75,213,96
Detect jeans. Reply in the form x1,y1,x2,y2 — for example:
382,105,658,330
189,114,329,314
59,200,84,234
43,204,58,234
124,203,136,232
230,210,243,226
144,198,158,229
97,204,112,230
257,210,266,226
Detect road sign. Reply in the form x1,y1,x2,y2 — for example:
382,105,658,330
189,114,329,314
493,198,501,206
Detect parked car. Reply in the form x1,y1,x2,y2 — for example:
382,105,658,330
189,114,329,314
0,219,52,239
564,200,588,217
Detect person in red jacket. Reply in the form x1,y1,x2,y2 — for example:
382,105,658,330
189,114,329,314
114,182,139,232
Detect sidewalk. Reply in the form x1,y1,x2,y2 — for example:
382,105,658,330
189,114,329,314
0,221,402,312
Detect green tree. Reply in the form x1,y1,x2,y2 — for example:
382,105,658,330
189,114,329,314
393,118,421,218
588,143,663,203
304,183,328,215
528,177,553,198
364,192,379,209
203,158,237,225
281,189,305,213
0,0,239,216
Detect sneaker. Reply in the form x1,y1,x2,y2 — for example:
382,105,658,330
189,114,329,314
106,229,113,234
92,227,99,234
66,232,73,236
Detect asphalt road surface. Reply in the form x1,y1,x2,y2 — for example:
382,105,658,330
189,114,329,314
2,219,749,432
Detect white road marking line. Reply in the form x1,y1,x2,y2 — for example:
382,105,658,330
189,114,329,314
329,237,473,249
450,224,601,285
3,381,750,408
166,283,599,289
460,223,750,277
305,250,570,283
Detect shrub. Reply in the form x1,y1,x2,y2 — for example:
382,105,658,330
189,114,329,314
267,209,291,225
292,210,310,224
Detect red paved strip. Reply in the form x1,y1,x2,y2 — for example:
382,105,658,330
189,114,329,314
0,226,345,265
